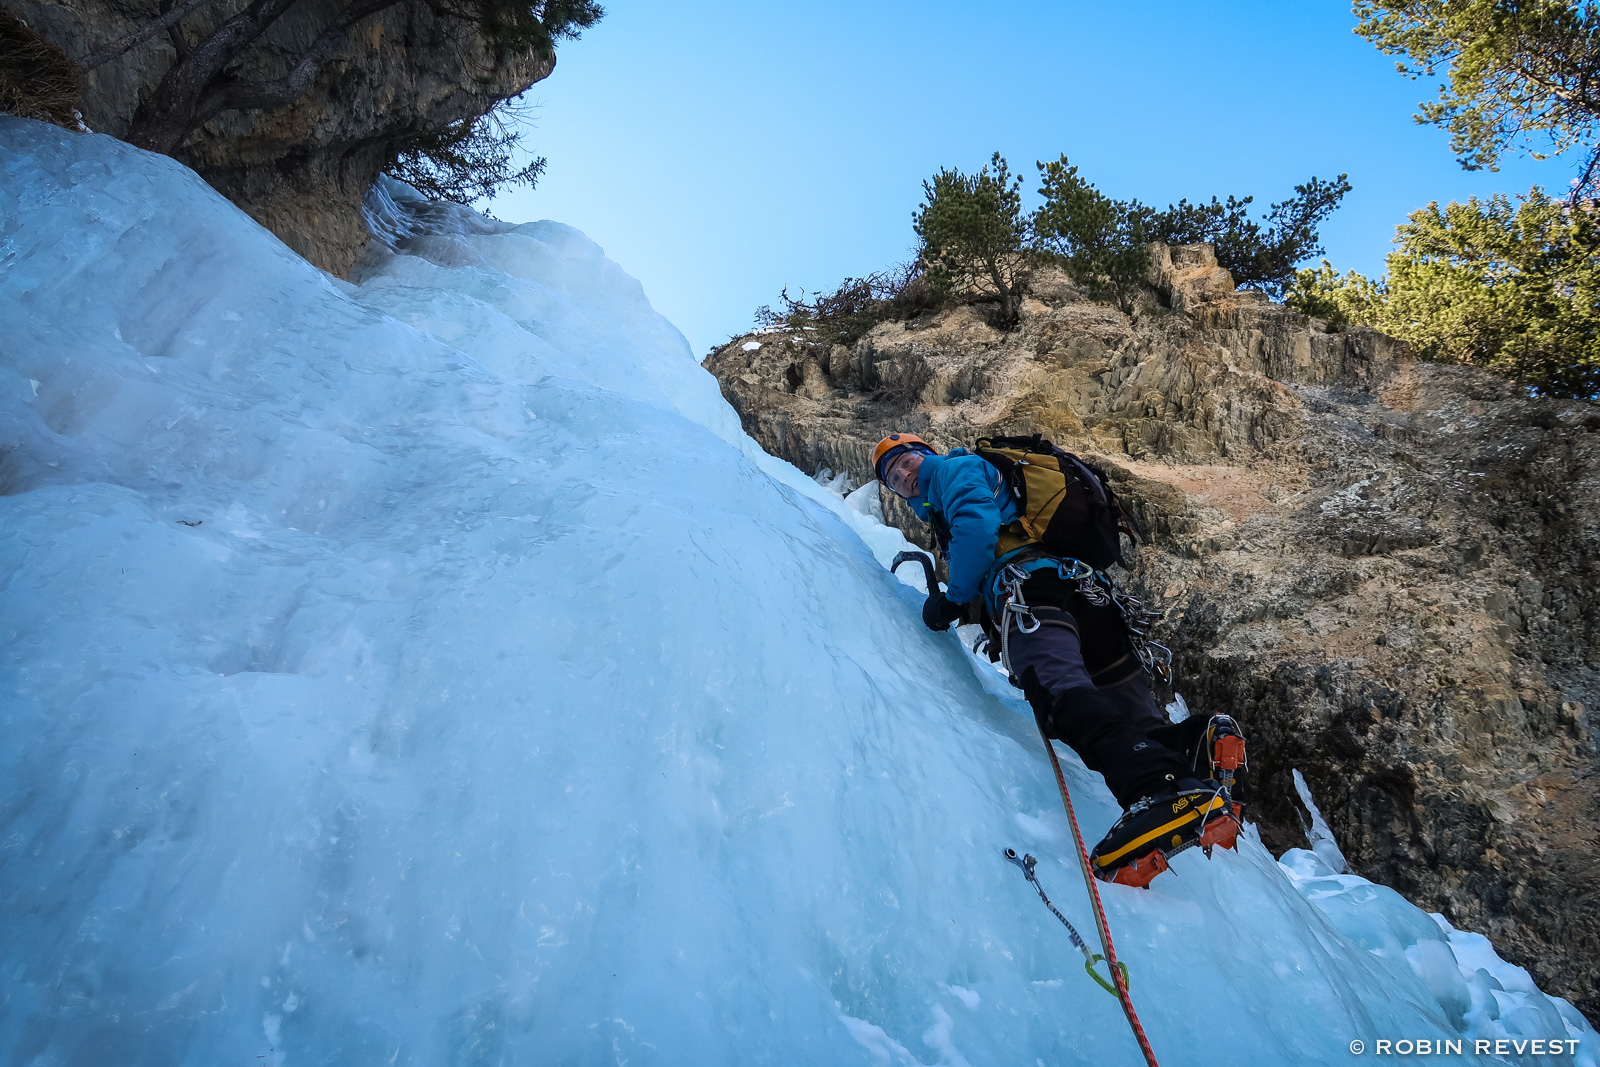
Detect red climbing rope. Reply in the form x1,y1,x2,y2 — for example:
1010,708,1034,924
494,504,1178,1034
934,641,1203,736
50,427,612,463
1036,715,1160,1067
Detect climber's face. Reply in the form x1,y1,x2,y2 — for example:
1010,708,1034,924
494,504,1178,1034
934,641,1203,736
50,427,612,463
883,449,924,500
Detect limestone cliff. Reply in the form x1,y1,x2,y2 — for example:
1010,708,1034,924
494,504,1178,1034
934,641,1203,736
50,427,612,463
705,245,1600,1023
4,0,554,273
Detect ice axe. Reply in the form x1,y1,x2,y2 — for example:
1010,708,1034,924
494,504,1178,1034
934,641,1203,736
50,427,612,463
889,550,936,593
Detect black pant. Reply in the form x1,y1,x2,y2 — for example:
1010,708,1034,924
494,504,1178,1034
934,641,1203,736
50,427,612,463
1004,571,1201,809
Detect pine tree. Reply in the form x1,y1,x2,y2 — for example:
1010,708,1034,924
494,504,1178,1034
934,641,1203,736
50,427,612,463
1287,189,1600,399
1356,0,1600,197
912,153,1028,328
1031,156,1153,311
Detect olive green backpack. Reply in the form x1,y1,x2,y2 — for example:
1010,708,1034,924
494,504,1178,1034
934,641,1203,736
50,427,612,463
973,434,1138,570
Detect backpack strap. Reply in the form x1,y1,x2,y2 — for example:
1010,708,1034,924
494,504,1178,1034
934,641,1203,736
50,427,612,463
1113,497,1145,545
978,433,1053,457
973,438,1028,511
1079,458,1144,546
1060,453,1109,508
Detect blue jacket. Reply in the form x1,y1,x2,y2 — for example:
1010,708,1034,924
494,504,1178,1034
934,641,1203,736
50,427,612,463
904,451,1021,605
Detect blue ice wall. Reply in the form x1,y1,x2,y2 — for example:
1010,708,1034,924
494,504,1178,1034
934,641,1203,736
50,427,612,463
1,118,1593,1066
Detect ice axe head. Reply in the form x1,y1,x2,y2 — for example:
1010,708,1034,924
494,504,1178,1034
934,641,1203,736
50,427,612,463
890,550,937,594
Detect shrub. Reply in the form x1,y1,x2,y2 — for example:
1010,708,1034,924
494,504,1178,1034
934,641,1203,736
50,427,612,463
389,103,546,205
754,264,933,348
1286,260,1387,328
1031,155,1153,310
1385,189,1598,398
1031,155,1350,302
1144,175,1352,297
0,9,82,129
761,154,1352,342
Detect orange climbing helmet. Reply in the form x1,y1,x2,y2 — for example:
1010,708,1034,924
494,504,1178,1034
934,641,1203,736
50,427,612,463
872,432,935,483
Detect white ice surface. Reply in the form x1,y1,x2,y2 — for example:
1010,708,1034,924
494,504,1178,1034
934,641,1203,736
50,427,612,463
2,118,1595,1066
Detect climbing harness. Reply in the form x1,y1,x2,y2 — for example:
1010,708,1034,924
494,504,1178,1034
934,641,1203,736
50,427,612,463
991,556,1172,686
994,557,1092,676
888,549,1168,688
1034,712,1161,1067
1003,848,1127,998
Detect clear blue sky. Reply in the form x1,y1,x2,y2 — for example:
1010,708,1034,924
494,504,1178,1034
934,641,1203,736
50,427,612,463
487,0,1570,357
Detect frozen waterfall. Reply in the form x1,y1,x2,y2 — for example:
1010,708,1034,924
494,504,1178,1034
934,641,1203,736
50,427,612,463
2,117,1594,1066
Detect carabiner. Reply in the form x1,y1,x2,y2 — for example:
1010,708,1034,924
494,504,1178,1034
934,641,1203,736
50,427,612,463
1056,558,1091,582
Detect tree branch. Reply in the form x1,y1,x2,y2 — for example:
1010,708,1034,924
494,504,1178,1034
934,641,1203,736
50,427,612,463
77,0,225,71
192,0,404,121
164,0,192,61
1573,145,1600,199
128,0,320,150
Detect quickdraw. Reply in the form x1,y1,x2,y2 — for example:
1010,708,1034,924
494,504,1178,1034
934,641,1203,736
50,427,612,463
1107,585,1173,685
995,558,1096,676
1004,848,1128,998
996,563,1038,677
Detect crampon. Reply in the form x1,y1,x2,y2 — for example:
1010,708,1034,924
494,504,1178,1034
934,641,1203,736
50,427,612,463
1089,715,1248,889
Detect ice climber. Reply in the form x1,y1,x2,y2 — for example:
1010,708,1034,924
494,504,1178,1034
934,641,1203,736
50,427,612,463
873,431,1248,885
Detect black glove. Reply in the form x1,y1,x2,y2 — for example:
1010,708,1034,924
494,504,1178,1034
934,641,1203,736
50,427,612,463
922,590,965,632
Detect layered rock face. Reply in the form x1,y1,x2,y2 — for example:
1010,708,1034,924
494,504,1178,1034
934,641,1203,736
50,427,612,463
7,0,551,272
705,246,1600,1023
